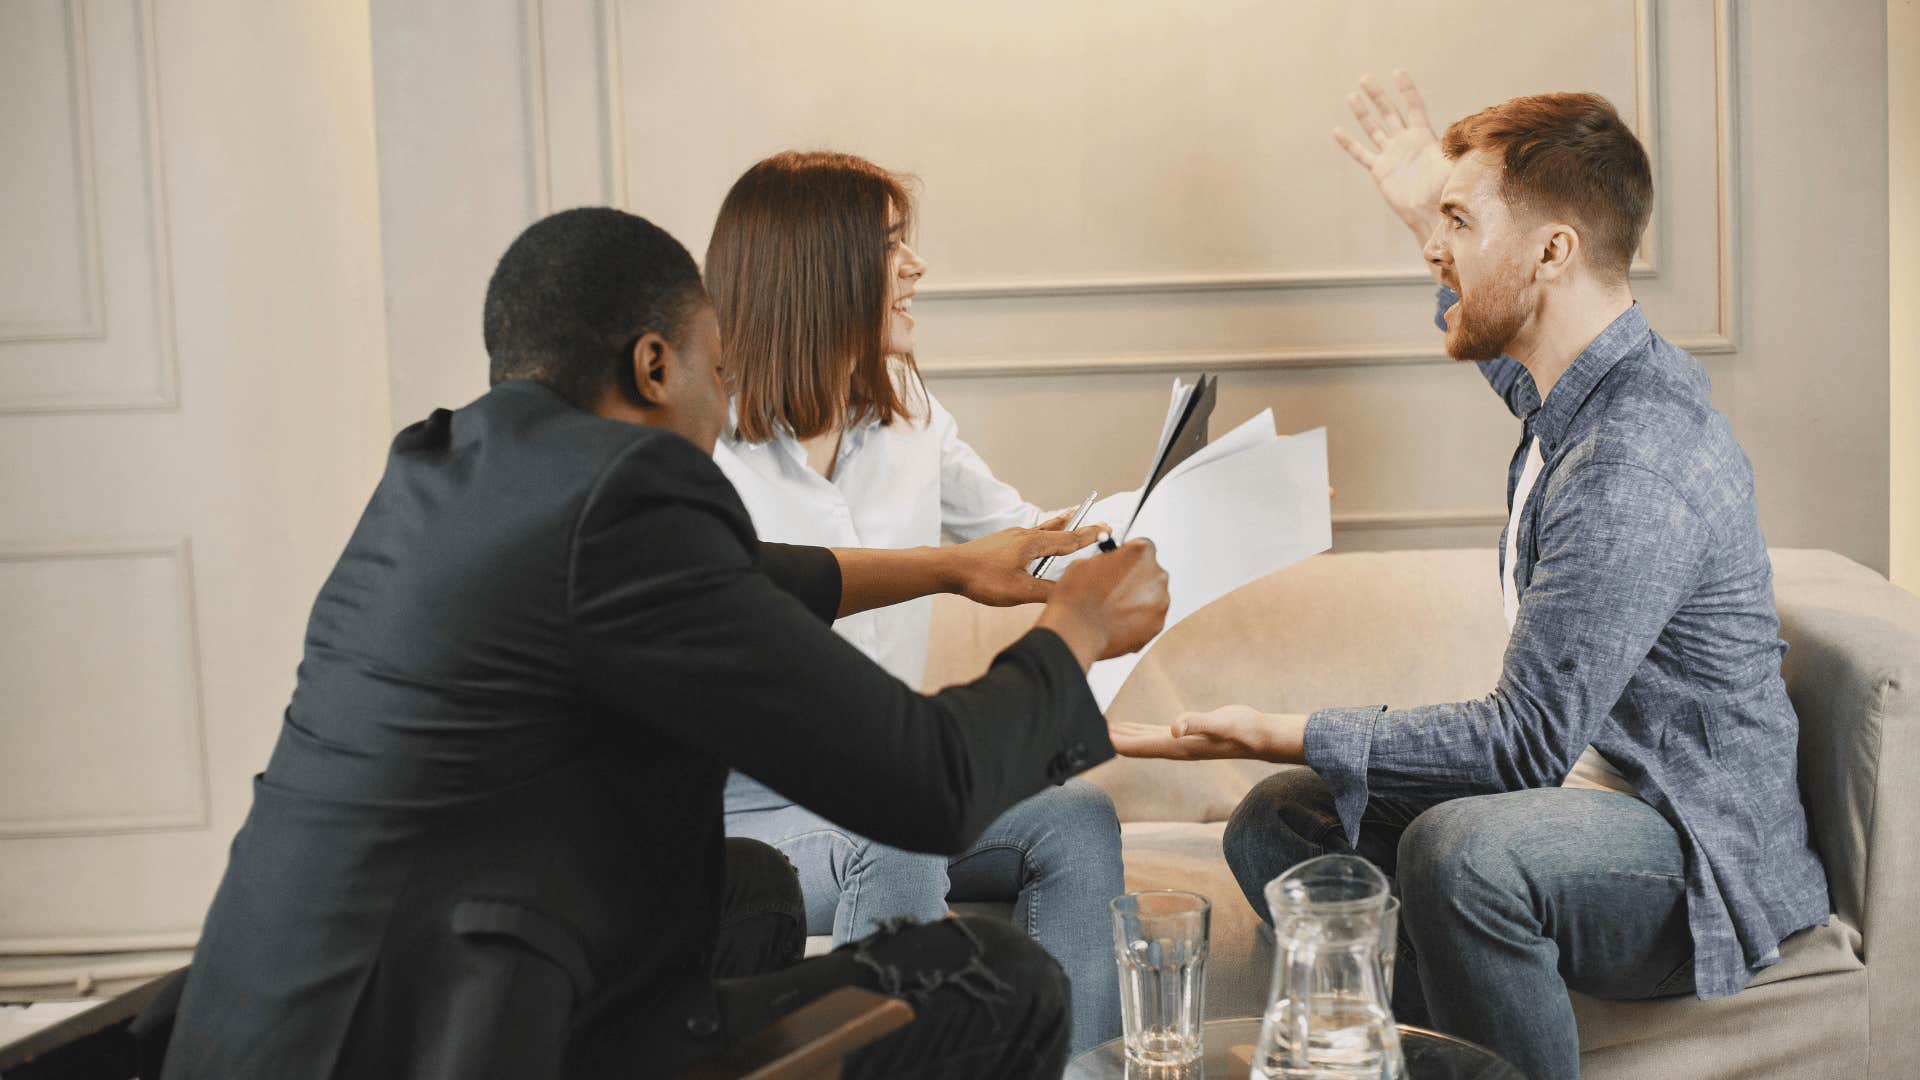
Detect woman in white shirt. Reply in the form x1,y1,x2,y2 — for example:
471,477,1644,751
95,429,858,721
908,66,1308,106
706,151,1125,1053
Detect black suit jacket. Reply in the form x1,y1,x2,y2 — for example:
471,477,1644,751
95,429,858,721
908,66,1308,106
162,380,1109,1079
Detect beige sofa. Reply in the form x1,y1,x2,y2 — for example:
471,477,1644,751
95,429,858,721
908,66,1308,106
917,547,1919,1079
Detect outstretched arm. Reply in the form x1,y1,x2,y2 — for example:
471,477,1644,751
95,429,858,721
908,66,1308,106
829,515,1105,617
571,445,1170,854
1119,462,1708,850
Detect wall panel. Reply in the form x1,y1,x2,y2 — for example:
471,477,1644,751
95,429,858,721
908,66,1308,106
0,0,101,341
0,0,176,412
376,0,1889,568
0,540,208,837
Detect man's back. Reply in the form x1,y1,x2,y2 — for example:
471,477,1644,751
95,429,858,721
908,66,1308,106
165,381,749,1076
165,378,1115,1078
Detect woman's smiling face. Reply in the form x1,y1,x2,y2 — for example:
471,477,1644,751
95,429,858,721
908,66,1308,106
884,202,926,357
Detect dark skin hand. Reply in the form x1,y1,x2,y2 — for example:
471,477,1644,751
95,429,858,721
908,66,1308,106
1033,537,1171,671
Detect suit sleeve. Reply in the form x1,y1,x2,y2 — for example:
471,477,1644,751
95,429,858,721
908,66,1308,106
756,543,840,623
567,441,1111,855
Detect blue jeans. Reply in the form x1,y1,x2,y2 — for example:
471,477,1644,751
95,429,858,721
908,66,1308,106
1223,768,1695,1080
724,778,1125,1055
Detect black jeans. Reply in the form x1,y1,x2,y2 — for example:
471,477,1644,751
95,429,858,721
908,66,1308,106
565,838,1072,1078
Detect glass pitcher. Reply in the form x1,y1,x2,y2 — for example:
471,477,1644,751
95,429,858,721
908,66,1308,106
1250,854,1405,1080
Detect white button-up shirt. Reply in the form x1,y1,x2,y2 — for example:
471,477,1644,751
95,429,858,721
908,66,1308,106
714,380,1041,691
715,378,1041,814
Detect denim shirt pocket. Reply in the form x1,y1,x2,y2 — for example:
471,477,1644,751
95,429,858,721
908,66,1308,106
1659,698,1717,762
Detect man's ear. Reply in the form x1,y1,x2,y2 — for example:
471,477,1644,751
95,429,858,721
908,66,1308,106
628,331,673,407
1536,222,1579,282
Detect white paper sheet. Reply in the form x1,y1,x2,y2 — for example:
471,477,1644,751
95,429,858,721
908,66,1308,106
1158,408,1278,493
1083,427,1332,710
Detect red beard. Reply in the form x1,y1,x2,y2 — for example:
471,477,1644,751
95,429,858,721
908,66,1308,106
1445,264,1531,362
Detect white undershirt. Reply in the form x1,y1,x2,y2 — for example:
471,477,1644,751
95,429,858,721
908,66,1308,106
1504,437,1638,796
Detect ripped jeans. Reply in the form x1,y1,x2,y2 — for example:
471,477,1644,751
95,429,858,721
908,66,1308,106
725,777,1125,1054
563,839,1071,1078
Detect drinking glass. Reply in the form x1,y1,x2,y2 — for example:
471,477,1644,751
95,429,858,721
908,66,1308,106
1112,890,1210,1066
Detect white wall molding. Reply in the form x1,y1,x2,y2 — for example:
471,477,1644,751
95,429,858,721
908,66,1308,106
0,0,105,344
912,0,1669,300
920,329,1737,381
521,0,627,218
0,536,210,838
1332,508,1508,533
0,0,181,413
521,0,553,219
546,0,1734,372
1706,0,1738,353
0,930,198,957
917,0,1737,375
575,0,1676,303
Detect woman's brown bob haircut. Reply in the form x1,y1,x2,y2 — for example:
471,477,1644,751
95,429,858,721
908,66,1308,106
1442,92,1653,283
707,151,923,443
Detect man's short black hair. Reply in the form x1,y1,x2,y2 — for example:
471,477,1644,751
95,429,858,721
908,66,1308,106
483,207,709,409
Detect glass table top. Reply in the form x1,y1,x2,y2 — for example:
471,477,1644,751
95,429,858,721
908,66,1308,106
1065,1018,1526,1079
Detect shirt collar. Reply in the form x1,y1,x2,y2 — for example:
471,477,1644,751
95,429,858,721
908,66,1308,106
1529,302,1650,452
727,400,881,479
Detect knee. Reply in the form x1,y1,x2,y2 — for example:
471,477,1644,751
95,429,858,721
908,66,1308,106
1037,780,1122,857
847,839,949,897
1223,768,1328,894
722,837,803,924
954,915,1068,1016
1055,779,1120,834
1396,800,1526,919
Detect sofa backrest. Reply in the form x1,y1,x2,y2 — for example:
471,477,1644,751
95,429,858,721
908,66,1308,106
1766,550,1920,952
925,548,1920,951
925,549,1511,822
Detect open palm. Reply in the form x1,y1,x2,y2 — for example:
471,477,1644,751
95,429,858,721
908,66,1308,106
1333,70,1451,241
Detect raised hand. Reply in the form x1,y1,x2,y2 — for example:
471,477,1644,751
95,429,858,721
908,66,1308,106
1332,70,1451,245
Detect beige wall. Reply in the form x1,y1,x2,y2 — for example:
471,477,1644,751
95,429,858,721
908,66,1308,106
374,0,1892,572
0,0,391,956
1894,0,1919,592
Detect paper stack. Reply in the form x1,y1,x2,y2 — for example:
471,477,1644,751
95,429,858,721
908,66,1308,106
1044,376,1332,709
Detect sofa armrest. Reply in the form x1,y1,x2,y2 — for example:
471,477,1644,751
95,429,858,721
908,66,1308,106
1770,550,1920,1078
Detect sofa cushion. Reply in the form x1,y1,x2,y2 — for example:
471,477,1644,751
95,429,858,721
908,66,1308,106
1571,922,1868,1079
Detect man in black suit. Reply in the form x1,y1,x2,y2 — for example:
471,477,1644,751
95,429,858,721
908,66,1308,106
160,208,1168,1078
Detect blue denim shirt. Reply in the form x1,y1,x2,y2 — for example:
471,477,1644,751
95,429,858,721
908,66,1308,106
1305,287,1830,999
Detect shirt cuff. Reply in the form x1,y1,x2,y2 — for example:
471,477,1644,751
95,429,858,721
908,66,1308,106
1304,706,1385,848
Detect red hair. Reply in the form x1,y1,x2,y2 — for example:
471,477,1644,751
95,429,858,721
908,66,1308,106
1443,93,1653,281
